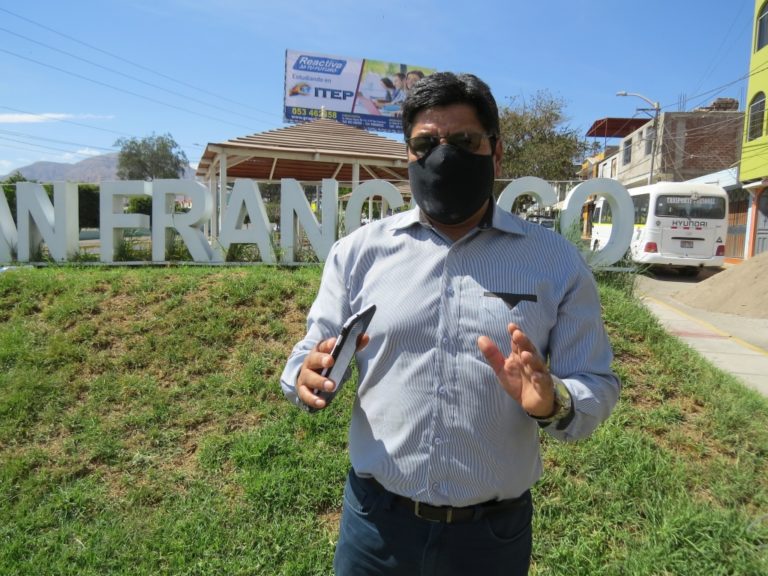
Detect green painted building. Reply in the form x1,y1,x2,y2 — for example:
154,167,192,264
740,0,768,256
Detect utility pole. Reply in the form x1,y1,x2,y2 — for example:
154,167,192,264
617,91,661,184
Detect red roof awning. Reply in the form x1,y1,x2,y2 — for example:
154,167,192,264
586,117,651,138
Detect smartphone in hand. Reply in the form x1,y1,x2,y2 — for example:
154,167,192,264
315,303,376,408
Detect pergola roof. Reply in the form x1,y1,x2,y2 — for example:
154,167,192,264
586,117,651,138
196,118,409,183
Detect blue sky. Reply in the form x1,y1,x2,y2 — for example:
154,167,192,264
0,0,754,176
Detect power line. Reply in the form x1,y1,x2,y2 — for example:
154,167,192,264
0,105,206,153
608,120,742,181
0,142,84,158
0,47,261,133
732,141,768,162
672,58,768,114
609,111,743,142
0,6,282,121
0,128,116,153
0,26,277,127
0,135,101,157
689,3,750,98
673,114,744,137
0,105,132,138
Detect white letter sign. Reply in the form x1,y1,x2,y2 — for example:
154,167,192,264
17,182,78,262
0,177,638,267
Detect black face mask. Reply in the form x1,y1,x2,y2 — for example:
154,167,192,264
408,144,495,225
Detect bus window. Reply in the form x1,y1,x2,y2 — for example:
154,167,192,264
591,203,601,224
632,193,649,225
601,201,613,224
656,195,726,219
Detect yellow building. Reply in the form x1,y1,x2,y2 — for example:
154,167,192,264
740,0,768,256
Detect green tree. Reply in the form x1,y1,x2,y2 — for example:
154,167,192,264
127,196,153,217
3,175,100,231
498,91,593,181
79,184,100,229
1,171,28,221
114,133,189,180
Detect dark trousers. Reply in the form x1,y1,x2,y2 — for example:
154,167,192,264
334,470,533,575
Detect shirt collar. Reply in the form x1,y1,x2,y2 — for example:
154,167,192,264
389,202,528,236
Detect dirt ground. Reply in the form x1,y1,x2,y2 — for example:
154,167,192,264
673,251,768,319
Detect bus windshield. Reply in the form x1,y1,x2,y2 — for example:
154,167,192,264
655,195,726,219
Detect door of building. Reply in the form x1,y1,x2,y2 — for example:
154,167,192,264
755,189,768,256
726,189,748,259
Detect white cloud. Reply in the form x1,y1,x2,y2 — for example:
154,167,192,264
58,153,79,163
49,149,104,165
0,159,17,173
0,113,74,124
76,148,103,157
0,113,114,124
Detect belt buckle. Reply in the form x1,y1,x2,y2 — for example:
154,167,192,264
414,501,453,523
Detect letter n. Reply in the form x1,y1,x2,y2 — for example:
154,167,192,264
219,179,276,263
280,178,337,263
0,188,17,262
17,182,78,262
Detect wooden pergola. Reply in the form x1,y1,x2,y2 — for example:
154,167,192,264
196,119,410,234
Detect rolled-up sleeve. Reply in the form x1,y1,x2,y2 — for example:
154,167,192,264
545,264,620,441
280,240,351,408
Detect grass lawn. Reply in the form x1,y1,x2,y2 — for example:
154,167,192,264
0,266,766,575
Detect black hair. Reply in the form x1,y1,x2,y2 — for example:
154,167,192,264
401,72,499,140
380,77,396,89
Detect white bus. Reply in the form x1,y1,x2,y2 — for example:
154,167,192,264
590,182,728,276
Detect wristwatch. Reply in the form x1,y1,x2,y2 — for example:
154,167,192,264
528,376,575,430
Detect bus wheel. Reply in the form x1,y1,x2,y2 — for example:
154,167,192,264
678,267,700,278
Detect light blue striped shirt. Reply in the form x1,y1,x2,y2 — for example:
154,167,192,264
281,203,620,507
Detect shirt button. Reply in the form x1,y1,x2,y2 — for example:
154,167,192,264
434,437,442,445
446,287,454,297
438,386,446,394
431,482,440,492
441,336,449,346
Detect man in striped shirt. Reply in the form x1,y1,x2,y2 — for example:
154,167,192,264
281,72,620,575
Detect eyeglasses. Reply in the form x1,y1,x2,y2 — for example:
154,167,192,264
406,131,493,158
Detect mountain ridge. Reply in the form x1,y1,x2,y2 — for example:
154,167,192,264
3,153,196,182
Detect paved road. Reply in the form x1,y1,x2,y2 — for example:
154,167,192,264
634,267,768,397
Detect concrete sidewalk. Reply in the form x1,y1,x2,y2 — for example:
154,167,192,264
639,294,768,398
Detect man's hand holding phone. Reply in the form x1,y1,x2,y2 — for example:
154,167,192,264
297,333,370,411
297,303,376,412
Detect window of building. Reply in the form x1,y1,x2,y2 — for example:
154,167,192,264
747,92,765,141
644,127,655,155
757,2,768,51
622,138,632,165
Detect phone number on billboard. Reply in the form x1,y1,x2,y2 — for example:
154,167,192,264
290,108,338,119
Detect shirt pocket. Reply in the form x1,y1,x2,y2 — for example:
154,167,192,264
482,291,538,311
472,284,548,355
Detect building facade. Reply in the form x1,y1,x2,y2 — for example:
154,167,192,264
585,104,748,259
599,104,743,189
739,0,768,257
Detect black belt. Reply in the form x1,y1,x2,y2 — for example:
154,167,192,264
361,475,529,524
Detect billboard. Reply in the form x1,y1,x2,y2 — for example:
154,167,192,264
284,49,435,133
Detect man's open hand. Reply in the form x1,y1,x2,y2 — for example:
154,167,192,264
477,323,555,418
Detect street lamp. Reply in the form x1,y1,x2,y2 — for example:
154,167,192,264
617,91,661,185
